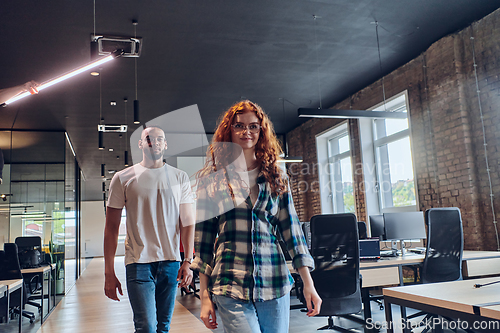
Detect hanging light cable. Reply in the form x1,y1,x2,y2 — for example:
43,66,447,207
98,71,104,150
297,18,405,119
124,98,130,166
470,28,500,251
374,21,387,111
313,15,322,110
278,98,302,163
422,54,441,206
133,20,140,124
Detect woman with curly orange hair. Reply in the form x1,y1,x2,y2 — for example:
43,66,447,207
191,100,321,332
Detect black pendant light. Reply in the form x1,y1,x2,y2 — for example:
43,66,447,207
133,20,140,125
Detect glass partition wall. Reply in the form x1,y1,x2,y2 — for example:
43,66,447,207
0,130,81,296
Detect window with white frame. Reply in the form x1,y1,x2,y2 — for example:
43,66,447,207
371,93,416,210
327,129,355,213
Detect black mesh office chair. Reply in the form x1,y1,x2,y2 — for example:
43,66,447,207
302,213,362,332
15,236,43,312
15,236,43,269
408,207,465,332
422,207,463,283
0,243,36,324
357,221,367,240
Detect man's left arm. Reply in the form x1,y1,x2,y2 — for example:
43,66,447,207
178,202,195,287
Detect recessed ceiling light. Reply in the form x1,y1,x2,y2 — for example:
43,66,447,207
108,148,114,152
90,71,100,76
110,101,117,106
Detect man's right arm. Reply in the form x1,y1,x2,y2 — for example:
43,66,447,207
104,206,123,301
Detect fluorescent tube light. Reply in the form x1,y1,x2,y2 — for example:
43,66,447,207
298,108,407,119
65,132,76,157
3,53,119,106
278,156,303,163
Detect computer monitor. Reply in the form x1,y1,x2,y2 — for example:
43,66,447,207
369,215,386,240
383,212,427,256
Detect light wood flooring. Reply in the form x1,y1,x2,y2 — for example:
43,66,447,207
2,256,454,333
36,257,210,333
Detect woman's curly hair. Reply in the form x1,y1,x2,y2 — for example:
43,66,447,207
196,100,287,196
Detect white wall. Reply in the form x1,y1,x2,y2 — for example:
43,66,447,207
81,201,125,257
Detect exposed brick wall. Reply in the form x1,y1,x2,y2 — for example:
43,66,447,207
286,9,500,251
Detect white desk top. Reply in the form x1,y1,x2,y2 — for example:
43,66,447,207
383,276,500,316
463,250,500,260
480,304,500,320
288,250,500,272
360,250,500,269
21,264,54,274
0,279,23,291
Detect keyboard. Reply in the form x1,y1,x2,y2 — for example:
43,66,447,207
380,250,397,257
408,247,426,254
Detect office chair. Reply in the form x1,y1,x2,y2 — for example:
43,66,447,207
301,213,362,332
15,236,43,269
0,243,36,324
357,221,367,240
15,236,44,312
407,207,466,333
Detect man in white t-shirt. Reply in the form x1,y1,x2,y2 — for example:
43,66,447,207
104,126,195,333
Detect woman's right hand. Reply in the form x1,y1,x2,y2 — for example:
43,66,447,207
200,292,218,329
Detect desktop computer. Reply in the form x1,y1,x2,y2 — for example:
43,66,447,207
369,215,386,240
383,212,427,256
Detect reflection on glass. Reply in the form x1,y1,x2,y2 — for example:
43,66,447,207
340,157,355,213
338,135,350,154
385,116,408,137
374,116,409,140
377,136,416,207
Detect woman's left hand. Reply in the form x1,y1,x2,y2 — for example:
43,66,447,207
302,283,322,316
297,266,322,316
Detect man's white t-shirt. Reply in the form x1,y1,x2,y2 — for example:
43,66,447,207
107,163,193,266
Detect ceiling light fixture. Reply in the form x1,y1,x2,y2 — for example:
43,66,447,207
98,124,127,133
98,131,104,150
65,132,76,157
133,20,140,125
0,194,13,202
1,52,122,107
297,16,406,120
101,163,105,177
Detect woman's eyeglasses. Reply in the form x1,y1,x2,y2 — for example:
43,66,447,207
231,123,261,134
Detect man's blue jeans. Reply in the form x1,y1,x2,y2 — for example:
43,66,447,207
126,261,180,333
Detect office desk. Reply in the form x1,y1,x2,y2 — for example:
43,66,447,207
288,251,500,321
481,304,500,321
361,251,500,287
383,277,500,333
0,279,23,333
21,264,55,324
360,250,500,320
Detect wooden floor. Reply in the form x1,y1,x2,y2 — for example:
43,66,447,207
36,257,210,333
23,257,432,333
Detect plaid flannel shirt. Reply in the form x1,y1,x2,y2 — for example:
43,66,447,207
191,169,314,302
